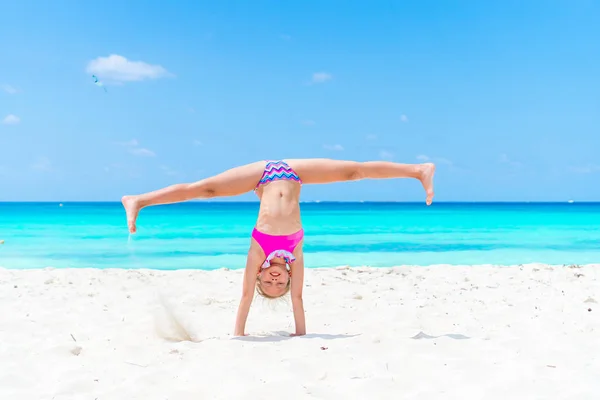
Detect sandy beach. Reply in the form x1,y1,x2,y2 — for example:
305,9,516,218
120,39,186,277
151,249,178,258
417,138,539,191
0,264,598,399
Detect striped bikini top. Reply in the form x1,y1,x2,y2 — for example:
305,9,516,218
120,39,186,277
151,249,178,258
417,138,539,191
255,160,302,191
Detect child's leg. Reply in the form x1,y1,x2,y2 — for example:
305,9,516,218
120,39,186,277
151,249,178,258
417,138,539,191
122,161,265,232
286,158,435,204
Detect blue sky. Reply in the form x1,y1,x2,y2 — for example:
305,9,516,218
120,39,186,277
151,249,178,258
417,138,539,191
1,0,598,202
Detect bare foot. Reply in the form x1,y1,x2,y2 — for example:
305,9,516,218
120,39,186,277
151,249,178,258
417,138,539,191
418,163,435,205
121,195,141,233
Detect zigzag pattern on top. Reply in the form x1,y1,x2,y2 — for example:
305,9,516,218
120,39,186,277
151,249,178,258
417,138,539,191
255,160,302,190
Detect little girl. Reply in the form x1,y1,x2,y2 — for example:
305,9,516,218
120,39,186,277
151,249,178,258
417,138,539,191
122,158,435,336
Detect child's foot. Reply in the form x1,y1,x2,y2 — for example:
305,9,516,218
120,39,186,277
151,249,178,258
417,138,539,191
121,195,141,233
418,163,435,205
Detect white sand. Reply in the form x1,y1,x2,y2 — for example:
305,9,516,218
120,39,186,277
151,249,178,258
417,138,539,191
1,264,599,400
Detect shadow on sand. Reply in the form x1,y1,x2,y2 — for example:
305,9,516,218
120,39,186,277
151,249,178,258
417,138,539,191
410,331,471,340
232,332,360,343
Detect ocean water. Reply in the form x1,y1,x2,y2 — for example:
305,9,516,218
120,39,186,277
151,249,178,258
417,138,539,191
0,202,599,270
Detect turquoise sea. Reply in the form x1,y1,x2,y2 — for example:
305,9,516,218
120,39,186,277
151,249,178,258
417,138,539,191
0,202,599,270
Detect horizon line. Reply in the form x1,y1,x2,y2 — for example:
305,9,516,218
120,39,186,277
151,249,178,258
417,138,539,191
0,201,597,204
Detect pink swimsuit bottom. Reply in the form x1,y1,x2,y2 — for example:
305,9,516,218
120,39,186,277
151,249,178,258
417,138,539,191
251,228,304,268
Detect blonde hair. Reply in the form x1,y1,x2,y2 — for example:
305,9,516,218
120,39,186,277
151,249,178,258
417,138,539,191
256,276,291,299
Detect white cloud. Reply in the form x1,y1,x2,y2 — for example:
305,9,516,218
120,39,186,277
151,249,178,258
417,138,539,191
2,114,20,125
115,139,155,156
86,54,172,84
569,164,600,174
129,148,156,157
379,150,394,160
2,84,18,94
31,157,52,172
400,114,409,123
416,154,453,166
160,165,178,176
499,153,522,168
311,72,332,84
193,139,202,146
323,144,344,151
301,120,316,126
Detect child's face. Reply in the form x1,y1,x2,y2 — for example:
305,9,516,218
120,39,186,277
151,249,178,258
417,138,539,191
258,260,290,298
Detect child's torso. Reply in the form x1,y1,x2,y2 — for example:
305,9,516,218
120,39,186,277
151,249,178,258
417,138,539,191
255,180,302,235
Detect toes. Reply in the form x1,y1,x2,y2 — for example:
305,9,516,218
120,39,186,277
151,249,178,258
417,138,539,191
128,220,137,234
426,192,434,206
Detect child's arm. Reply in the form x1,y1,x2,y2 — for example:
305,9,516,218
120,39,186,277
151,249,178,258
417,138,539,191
234,245,262,336
290,246,306,336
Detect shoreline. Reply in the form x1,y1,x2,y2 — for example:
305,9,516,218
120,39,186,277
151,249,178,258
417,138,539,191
1,262,597,271
1,263,598,398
